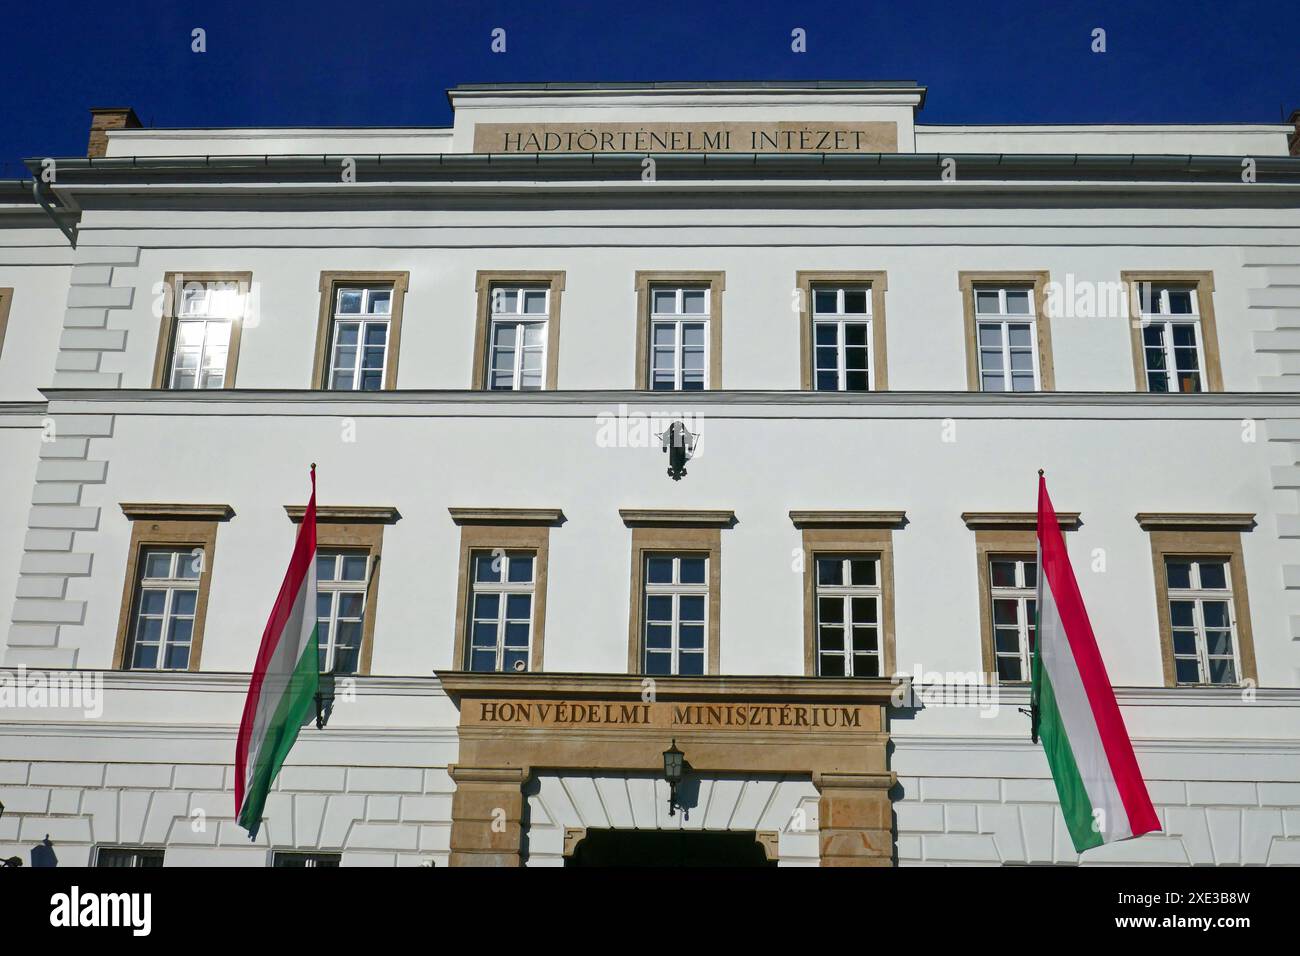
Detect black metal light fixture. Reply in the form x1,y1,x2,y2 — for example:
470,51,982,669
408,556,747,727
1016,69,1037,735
659,421,698,481
663,739,686,816
314,670,336,730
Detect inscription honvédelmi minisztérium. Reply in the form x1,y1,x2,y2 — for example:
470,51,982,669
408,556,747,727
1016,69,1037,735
472,121,898,154
468,699,868,730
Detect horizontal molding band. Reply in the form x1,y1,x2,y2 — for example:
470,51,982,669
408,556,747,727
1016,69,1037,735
39,388,1300,414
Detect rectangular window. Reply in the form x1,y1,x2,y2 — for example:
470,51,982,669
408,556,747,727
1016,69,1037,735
1136,284,1205,393
1165,557,1239,685
974,286,1039,392
126,547,202,671
814,555,882,677
273,851,341,867
96,847,165,867
466,550,536,672
812,286,872,392
488,286,549,390
316,550,369,674
643,554,708,675
166,278,246,389
988,556,1037,683
650,287,709,391
327,286,392,391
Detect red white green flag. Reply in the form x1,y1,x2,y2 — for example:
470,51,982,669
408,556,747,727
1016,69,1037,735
235,466,320,840
1033,473,1160,852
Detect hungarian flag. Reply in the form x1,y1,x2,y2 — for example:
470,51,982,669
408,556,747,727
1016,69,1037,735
235,466,320,840
1032,473,1160,852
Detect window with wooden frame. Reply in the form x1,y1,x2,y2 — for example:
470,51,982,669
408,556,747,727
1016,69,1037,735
286,506,398,676
642,553,709,675
1123,272,1222,393
472,271,565,390
958,272,1054,392
634,271,724,390
1138,513,1258,688
962,512,1080,684
312,271,409,390
113,504,234,671
813,555,883,677
796,271,888,391
465,550,537,672
152,273,251,389
450,508,562,673
791,511,903,678
622,510,731,675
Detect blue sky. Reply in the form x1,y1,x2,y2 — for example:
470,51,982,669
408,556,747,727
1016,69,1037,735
1,0,1294,175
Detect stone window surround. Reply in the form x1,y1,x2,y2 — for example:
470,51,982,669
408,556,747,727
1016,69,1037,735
150,272,252,389
472,271,566,390
449,507,563,673
112,503,234,671
957,271,1056,392
1136,512,1258,688
0,287,12,359
961,511,1081,680
621,509,732,674
634,271,725,390
311,270,411,390
791,511,904,678
795,270,889,391
285,505,400,676
1122,270,1223,393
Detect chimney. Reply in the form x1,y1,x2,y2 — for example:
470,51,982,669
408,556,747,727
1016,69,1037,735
1290,109,1300,157
88,107,142,158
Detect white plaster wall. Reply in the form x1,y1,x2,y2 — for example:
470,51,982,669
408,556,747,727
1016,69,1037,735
0,224,73,400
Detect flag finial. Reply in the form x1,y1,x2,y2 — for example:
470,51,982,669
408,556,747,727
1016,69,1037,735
1038,468,1044,477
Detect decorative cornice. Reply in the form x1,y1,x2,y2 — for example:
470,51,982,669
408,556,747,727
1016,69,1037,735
1135,512,1256,531
435,670,903,705
619,509,736,528
285,505,401,524
789,510,906,529
962,511,1080,530
119,502,234,522
448,507,565,526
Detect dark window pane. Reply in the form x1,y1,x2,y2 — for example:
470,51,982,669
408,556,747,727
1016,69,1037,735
646,557,673,583
679,557,706,584
819,626,844,652
1175,659,1202,684
1198,562,1227,590
848,558,875,585
1165,561,1192,590
819,654,845,677
817,558,843,586
818,598,843,624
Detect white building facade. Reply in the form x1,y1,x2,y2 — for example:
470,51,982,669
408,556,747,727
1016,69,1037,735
1,81,1299,866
